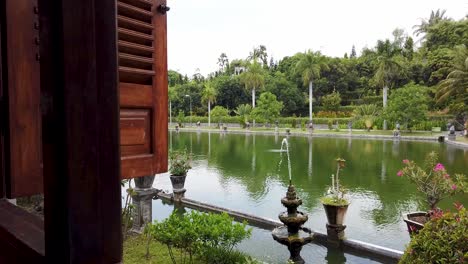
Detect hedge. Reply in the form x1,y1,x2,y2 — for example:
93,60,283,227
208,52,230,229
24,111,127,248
174,115,450,131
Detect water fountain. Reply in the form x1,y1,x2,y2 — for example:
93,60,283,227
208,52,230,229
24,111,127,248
272,138,314,264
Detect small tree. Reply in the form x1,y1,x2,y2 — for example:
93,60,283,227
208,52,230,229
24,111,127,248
321,91,342,111
397,152,467,210
251,92,283,124
353,104,381,131
384,84,429,131
210,106,229,126
234,104,252,128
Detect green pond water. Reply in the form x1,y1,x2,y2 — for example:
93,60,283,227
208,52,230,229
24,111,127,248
150,131,468,263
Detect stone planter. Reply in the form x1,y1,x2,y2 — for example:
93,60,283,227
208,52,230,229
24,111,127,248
403,211,428,235
323,203,349,226
170,174,187,191
134,175,155,190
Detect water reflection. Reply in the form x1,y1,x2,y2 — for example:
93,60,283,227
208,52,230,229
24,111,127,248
168,132,467,251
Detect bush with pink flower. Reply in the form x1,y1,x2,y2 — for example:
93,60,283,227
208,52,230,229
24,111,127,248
398,151,467,210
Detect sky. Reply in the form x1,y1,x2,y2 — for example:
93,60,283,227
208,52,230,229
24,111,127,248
167,0,467,77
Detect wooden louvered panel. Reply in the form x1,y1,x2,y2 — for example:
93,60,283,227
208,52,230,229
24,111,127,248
118,40,153,57
118,0,168,179
117,2,152,22
118,28,153,46
119,0,153,10
120,53,153,70
118,16,153,34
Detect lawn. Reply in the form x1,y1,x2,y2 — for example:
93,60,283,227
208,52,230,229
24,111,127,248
124,235,204,264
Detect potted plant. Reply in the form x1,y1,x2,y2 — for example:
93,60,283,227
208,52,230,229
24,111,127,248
397,151,466,234
321,158,350,227
169,150,192,192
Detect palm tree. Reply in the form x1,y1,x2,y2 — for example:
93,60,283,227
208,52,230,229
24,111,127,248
413,9,447,37
294,50,329,123
436,45,468,103
202,82,218,127
373,40,402,129
240,60,265,109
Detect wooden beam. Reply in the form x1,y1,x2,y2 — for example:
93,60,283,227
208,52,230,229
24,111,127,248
39,0,122,262
153,0,168,173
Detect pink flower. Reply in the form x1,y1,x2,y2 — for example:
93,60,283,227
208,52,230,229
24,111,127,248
402,159,409,164
443,173,450,179
451,184,457,190
433,163,445,172
397,171,403,177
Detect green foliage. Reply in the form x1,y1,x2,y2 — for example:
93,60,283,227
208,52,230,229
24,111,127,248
169,149,192,176
146,211,252,264
353,104,381,131
176,111,185,127
122,179,135,240
210,106,230,125
234,104,252,128
400,206,467,264
240,60,266,95
321,91,342,111
251,92,284,123
384,84,429,130
294,50,329,87
397,152,467,210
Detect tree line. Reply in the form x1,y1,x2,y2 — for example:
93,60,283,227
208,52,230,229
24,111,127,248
169,10,468,129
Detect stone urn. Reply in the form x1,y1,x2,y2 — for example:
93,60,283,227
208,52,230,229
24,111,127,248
169,174,186,191
403,211,428,235
323,204,349,226
134,175,155,190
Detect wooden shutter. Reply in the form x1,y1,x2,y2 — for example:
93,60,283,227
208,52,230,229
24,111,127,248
118,0,168,179
2,0,42,197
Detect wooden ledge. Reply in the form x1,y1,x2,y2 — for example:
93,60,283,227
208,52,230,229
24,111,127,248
0,199,45,262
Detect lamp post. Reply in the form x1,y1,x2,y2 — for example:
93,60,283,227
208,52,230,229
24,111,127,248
185,94,192,127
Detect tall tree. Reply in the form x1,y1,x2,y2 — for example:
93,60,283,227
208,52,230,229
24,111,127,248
248,45,268,66
240,60,265,109
436,45,468,104
217,53,229,73
373,40,402,129
202,82,218,127
413,9,448,39
294,50,329,123
350,45,357,58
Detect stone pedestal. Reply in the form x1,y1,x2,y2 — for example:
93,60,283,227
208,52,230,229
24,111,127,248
448,134,456,141
173,188,186,202
131,188,158,232
326,223,347,248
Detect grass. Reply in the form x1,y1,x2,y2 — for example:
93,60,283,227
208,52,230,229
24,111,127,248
124,235,204,264
124,235,258,264
455,136,468,143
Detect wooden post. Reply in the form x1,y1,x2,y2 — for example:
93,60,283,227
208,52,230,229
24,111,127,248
39,0,122,262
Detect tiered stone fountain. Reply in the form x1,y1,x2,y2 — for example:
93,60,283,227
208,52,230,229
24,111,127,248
272,181,314,264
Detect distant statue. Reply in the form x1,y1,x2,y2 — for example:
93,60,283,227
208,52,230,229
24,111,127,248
196,121,200,127
396,122,400,131
449,125,455,135
347,121,352,134
246,121,250,129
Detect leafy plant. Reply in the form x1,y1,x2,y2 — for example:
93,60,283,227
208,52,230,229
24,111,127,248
400,204,467,264
210,106,230,126
169,150,192,176
234,104,252,128
321,158,349,206
122,179,136,240
321,91,342,111
397,152,467,210
145,211,252,264
176,110,185,127
251,92,284,123
353,104,381,131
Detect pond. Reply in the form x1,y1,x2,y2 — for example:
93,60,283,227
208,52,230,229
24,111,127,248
151,131,468,262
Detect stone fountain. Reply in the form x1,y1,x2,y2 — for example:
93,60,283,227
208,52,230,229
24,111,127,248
272,138,313,264
272,181,314,263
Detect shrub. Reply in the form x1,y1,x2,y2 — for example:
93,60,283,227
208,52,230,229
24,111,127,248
146,211,252,264
397,152,467,210
169,149,192,176
400,205,467,264
321,91,342,111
